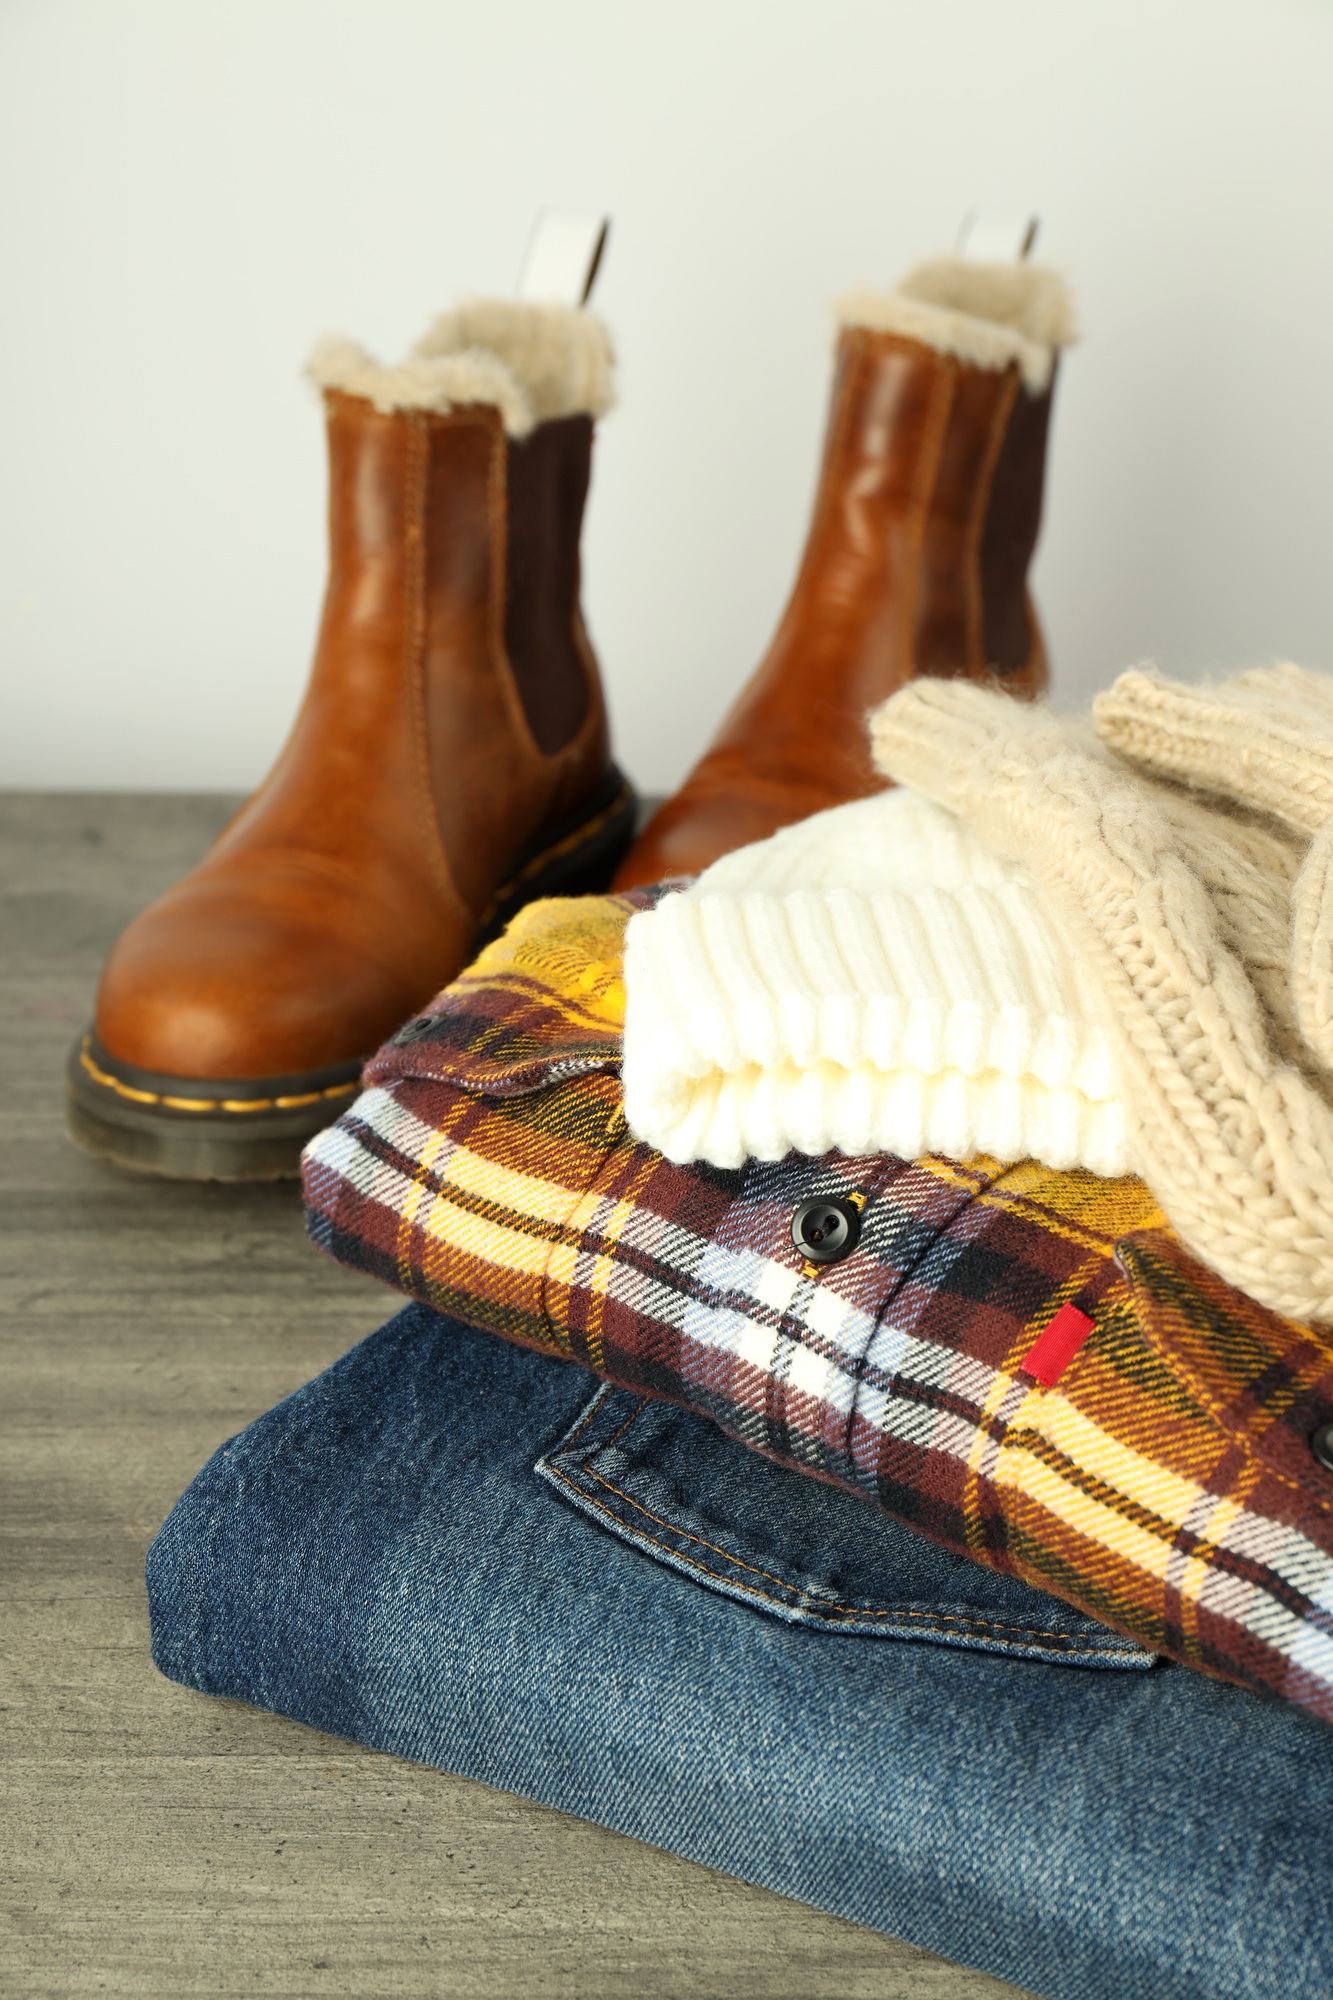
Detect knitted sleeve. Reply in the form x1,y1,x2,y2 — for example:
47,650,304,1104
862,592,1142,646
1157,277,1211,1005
870,677,1333,1325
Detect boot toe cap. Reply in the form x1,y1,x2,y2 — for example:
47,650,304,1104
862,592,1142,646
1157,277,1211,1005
94,878,445,1083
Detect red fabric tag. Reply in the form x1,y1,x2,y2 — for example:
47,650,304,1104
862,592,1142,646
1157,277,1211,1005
1021,1302,1094,1388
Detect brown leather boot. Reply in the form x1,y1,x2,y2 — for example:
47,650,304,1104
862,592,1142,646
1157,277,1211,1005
68,302,635,1180
613,257,1075,888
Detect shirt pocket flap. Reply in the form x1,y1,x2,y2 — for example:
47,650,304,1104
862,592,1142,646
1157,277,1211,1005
364,894,637,1097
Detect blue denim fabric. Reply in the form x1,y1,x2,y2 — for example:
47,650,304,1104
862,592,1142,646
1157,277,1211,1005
147,1306,1333,2000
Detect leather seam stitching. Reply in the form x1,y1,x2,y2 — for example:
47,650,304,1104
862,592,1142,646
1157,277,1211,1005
405,415,471,929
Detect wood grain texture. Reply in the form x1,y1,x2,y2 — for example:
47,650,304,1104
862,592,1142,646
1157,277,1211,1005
0,793,1031,2000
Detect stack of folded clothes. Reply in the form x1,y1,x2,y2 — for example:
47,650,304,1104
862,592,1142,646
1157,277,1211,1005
149,663,1333,2000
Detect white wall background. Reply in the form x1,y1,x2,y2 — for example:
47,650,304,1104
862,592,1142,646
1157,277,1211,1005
3,0,1332,792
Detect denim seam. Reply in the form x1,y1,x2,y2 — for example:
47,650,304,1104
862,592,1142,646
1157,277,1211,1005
544,1379,622,1456
554,1456,1137,1650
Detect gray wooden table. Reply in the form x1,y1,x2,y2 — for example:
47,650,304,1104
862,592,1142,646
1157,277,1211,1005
0,793,1031,1999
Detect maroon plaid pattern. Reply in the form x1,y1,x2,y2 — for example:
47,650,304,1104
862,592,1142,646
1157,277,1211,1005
304,893,1333,1726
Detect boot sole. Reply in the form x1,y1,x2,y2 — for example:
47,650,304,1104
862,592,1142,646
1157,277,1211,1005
66,769,638,1183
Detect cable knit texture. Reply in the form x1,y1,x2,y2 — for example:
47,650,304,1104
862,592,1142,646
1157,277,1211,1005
621,788,1126,1173
870,678,1333,1327
1095,662,1333,1073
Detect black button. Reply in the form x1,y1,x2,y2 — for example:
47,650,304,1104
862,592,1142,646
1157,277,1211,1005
394,1014,440,1044
791,1196,862,1266
1312,1423,1333,1473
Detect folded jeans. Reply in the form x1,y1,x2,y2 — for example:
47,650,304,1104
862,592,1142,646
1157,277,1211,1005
147,1305,1333,2000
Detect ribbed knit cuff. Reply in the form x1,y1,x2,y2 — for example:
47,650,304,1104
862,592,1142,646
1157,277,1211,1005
622,790,1126,1175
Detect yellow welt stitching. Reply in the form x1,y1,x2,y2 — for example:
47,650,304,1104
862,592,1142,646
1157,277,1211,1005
79,1040,358,1117
477,780,633,926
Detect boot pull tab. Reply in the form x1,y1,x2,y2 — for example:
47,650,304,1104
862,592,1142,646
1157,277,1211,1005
954,211,1039,262
516,210,611,306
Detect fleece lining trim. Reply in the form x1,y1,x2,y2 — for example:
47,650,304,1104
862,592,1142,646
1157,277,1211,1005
836,257,1077,393
306,299,616,437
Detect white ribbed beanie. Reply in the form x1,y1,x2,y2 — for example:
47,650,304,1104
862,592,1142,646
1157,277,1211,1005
622,786,1127,1173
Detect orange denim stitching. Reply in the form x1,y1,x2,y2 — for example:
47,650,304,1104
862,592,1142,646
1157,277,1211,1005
550,1456,1129,1649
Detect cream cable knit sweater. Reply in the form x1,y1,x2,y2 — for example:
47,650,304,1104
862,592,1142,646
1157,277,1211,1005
1095,661,1333,1072
621,787,1127,1173
870,678,1333,1326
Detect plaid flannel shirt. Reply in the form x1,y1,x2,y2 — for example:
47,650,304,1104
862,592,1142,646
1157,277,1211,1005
304,892,1333,1726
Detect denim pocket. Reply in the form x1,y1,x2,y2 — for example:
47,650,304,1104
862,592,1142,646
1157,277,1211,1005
537,1382,1156,1668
